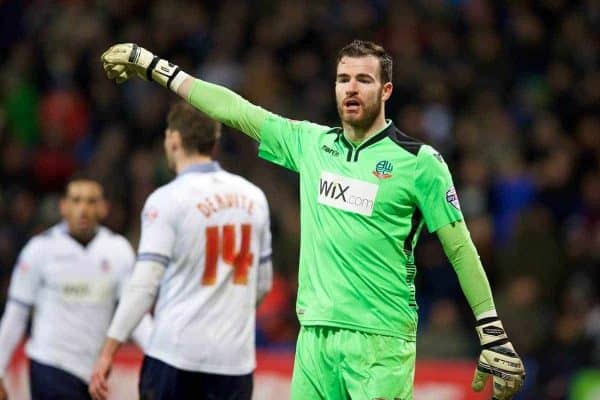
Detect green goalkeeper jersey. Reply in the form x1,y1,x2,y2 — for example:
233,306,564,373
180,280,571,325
258,115,463,341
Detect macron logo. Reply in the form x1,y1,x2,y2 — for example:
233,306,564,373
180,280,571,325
318,171,378,216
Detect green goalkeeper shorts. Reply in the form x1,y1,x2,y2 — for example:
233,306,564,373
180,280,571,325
290,326,416,400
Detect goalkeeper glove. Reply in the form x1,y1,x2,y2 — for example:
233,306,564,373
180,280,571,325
101,43,189,91
472,318,525,400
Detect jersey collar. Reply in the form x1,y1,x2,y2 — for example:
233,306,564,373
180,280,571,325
336,120,395,162
354,119,394,150
57,221,101,249
178,161,222,176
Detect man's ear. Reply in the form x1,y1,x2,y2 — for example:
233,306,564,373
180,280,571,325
170,129,183,150
382,82,393,102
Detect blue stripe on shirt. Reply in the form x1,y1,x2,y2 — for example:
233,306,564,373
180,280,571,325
259,253,272,264
137,252,170,267
9,297,33,309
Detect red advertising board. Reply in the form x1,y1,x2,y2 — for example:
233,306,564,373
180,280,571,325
5,344,491,399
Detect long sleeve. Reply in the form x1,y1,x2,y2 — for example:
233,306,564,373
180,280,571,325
130,313,153,350
437,220,497,319
187,79,273,141
0,301,30,377
107,260,164,343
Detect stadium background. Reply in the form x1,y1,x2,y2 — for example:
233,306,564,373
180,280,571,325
0,0,598,399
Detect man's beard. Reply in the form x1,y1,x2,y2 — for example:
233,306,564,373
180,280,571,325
69,220,98,243
337,91,383,130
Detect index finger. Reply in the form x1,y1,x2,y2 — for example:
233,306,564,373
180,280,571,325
472,369,489,392
90,374,109,400
102,44,133,64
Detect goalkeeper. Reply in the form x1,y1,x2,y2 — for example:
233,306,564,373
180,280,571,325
99,40,525,400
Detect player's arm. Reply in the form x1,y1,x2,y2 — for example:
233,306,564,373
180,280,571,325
102,43,328,173
256,260,273,306
437,221,496,318
90,192,175,400
107,259,164,344
114,240,154,350
101,44,271,141
437,222,525,400
130,313,153,350
0,302,30,377
0,301,30,399
414,147,525,399
0,240,43,399
256,202,273,306
90,260,165,400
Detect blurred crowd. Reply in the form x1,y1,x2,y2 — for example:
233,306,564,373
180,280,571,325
0,0,598,398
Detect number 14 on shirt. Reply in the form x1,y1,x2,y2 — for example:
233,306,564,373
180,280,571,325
202,224,254,285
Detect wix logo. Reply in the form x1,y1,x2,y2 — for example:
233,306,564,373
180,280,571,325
318,171,378,216
319,180,349,201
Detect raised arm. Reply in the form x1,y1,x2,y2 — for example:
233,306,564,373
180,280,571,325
101,43,271,141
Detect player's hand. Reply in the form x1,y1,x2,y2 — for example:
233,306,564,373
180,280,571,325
472,318,525,400
0,378,8,400
101,43,153,83
88,354,112,400
101,43,182,89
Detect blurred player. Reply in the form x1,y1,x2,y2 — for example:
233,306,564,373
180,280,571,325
89,102,273,400
0,177,152,400
100,41,525,399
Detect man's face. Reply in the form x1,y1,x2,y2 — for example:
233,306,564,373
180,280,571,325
335,55,392,129
60,181,107,238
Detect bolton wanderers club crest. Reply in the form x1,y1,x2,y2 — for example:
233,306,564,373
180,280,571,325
373,160,393,180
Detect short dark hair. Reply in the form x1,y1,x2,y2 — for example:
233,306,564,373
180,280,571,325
336,40,393,83
64,172,105,197
166,101,221,155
